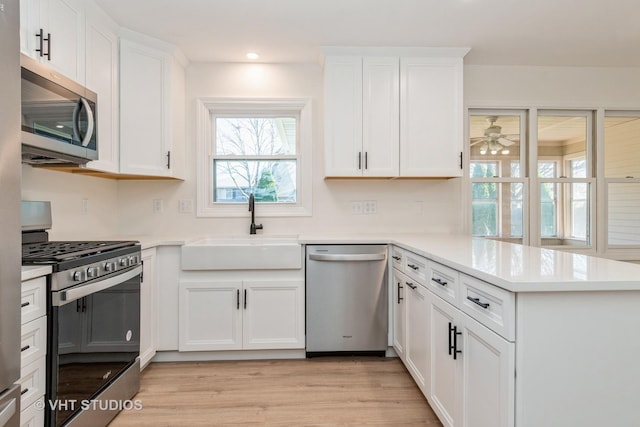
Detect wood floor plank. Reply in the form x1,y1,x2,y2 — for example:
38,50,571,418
110,358,443,426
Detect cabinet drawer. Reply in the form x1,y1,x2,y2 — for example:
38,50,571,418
404,252,427,284
390,246,404,270
20,397,44,427
21,277,46,324
427,261,459,306
460,274,515,341
20,316,47,369
18,357,46,411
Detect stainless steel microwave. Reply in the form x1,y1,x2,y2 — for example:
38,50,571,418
20,54,98,165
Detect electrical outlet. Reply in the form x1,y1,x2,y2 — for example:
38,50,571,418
350,201,363,215
81,198,89,215
179,199,194,214
363,200,377,214
153,199,164,214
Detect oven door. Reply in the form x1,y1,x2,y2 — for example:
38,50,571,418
48,265,141,427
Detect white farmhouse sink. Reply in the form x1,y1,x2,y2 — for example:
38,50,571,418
181,235,302,270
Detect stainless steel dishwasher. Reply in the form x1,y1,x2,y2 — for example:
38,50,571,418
305,245,388,356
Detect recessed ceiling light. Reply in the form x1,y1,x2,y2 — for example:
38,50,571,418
246,52,260,60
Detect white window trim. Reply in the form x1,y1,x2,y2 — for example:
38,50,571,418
195,98,313,217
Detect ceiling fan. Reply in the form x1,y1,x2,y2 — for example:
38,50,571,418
470,116,519,155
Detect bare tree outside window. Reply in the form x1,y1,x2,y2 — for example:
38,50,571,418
213,116,297,203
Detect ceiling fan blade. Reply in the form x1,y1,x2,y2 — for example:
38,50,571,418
498,137,516,146
470,139,485,146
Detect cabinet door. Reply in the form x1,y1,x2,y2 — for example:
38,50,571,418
391,269,406,360
139,248,157,369
20,0,42,59
405,281,430,395
324,56,363,177
242,280,305,350
84,2,119,173
119,39,171,176
41,0,85,82
178,281,242,351
400,57,463,177
362,56,399,177
461,315,515,427
429,295,461,427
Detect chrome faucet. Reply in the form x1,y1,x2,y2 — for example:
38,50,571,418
248,193,263,235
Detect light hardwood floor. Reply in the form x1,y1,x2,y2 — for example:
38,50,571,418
110,357,443,426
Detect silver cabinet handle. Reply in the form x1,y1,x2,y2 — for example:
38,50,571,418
309,253,386,262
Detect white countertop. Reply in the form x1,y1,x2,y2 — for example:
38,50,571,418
299,232,640,292
21,265,52,281
56,232,640,293
387,234,640,292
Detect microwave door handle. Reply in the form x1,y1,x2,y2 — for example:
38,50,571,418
72,98,82,144
71,98,95,147
80,98,94,147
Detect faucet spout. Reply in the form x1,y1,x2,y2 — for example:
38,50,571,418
248,193,263,234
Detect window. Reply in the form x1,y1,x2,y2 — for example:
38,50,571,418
196,99,312,217
213,116,298,203
604,113,640,249
469,111,526,243
467,109,597,251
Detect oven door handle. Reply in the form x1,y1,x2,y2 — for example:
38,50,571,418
54,265,142,306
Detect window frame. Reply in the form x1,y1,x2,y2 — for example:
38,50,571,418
196,98,313,217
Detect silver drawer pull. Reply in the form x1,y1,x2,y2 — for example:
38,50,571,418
467,296,490,309
432,278,448,287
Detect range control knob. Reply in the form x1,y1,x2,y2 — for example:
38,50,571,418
104,261,115,272
128,256,136,265
72,271,84,281
119,258,129,267
86,267,99,278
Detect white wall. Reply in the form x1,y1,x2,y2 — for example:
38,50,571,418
21,62,640,239
21,165,119,239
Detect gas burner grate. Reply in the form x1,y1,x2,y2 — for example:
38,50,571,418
22,241,137,263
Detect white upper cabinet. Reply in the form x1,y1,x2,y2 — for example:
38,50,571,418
324,48,468,178
400,56,465,177
119,31,186,178
324,55,399,177
84,1,119,173
20,0,85,83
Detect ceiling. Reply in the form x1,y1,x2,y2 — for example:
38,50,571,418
94,0,640,66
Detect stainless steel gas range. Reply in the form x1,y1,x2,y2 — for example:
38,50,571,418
21,202,141,427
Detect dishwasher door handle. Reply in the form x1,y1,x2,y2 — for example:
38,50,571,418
308,253,386,262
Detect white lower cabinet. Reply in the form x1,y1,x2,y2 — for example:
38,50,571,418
429,292,514,427
404,278,430,394
429,294,460,427
140,247,157,369
460,315,514,427
179,280,305,351
392,246,515,427
391,268,406,360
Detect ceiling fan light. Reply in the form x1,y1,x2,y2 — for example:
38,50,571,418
502,149,510,155
480,148,487,155
490,149,498,155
